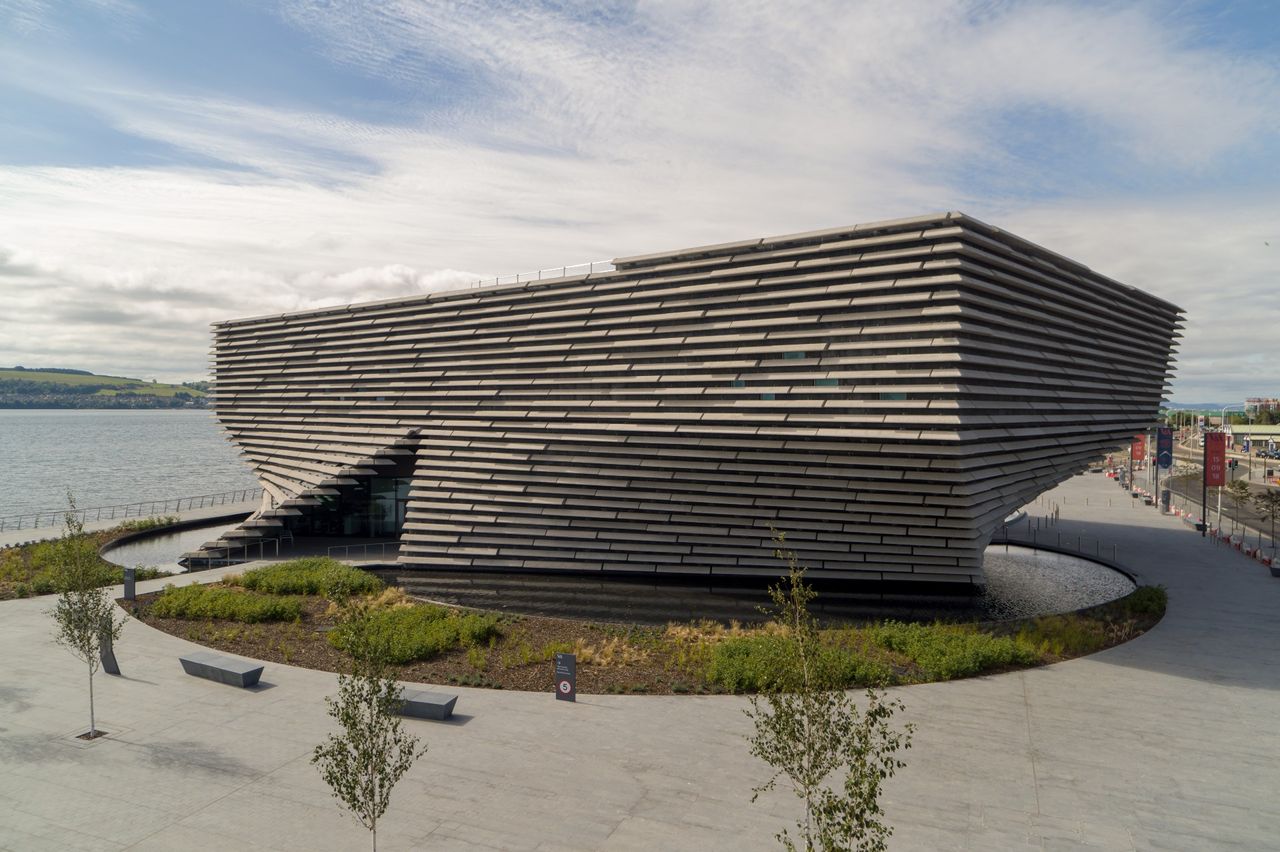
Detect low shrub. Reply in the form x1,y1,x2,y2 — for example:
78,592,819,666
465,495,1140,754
327,604,502,664
232,558,382,598
707,634,895,693
868,620,1038,681
150,583,302,623
1015,615,1108,658
9,564,165,598
458,612,503,646
1117,585,1167,618
447,673,503,689
113,516,180,534
0,530,166,599
538,640,574,661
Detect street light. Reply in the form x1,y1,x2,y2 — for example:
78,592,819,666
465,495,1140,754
1222,403,1257,481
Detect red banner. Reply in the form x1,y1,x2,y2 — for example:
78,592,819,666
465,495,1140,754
1205,432,1227,486
1131,435,1146,462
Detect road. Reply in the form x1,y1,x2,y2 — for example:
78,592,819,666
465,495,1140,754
1123,460,1278,550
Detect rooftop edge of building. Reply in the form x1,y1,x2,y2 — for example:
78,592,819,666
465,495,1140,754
211,211,1183,330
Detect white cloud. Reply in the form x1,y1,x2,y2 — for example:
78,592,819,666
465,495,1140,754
0,0,1276,400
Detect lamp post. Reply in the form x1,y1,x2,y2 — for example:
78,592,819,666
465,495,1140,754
1223,404,1244,481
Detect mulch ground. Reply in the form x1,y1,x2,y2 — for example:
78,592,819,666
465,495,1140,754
123,592,692,695
124,585,1164,696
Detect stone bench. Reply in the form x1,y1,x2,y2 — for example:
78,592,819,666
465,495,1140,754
179,651,264,688
398,688,457,721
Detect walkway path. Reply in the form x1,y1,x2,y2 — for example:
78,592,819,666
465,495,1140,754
1,473,1278,850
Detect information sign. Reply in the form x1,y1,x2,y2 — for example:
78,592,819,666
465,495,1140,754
554,652,576,702
1204,432,1227,487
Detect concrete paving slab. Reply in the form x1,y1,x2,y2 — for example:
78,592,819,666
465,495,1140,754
2,472,1280,849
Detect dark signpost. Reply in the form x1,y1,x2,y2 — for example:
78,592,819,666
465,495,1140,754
123,566,136,601
1157,427,1173,470
554,652,576,702
1155,427,1173,511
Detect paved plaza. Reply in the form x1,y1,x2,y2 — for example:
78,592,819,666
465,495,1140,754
2,472,1278,850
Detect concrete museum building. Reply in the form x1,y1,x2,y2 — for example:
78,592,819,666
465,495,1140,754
204,213,1182,588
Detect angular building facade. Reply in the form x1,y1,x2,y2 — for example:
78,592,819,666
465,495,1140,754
208,213,1182,587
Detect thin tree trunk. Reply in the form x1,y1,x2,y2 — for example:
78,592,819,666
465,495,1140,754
89,668,95,737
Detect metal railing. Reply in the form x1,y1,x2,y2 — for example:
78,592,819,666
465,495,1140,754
327,541,399,561
0,487,264,532
994,521,1120,564
180,535,283,570
993,497,1125,562
470,260,613,289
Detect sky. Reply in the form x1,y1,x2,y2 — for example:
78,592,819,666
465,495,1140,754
0,0,1276,402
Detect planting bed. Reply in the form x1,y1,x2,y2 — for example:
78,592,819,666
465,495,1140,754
126,558,1167,696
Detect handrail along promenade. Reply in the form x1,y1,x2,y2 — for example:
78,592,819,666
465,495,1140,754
0,487,264,532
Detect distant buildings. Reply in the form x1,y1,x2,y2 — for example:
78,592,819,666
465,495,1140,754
1246,398,1280,415
208,213,1182,588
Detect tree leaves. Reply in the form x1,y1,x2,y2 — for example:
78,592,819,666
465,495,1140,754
746,529,913,852
48,495,126,735
312,600,428,850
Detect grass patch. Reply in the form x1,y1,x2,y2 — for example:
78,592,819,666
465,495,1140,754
1012,584,1168,658
150,583,302,623
867,621,1039,681
327,605,502,664
111,515,181,534
1,521,172,599
707,633,896,693
1014,615,1107,657
230,558,382,598
1114,584,1167,617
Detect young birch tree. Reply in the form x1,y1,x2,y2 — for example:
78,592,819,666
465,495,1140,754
1253,490,1280,556
49,496,125,739
747,530,913,852
313,600,427,852
1225,479,1252,537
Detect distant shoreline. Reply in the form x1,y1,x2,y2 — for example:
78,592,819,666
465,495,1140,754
0,367,208,409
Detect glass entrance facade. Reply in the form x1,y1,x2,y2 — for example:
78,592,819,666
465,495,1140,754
288,475,412,538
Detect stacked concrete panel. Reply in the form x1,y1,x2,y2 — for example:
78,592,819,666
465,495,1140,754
209,212,1182,586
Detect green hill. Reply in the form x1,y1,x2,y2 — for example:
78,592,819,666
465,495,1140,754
0,368,208,409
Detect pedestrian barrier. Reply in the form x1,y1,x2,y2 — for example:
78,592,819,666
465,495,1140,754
0,487,264,532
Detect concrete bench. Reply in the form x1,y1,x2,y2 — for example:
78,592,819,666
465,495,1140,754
179,651,264,688
399,688,457,721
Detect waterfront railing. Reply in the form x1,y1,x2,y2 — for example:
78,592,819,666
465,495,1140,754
0,487,264,532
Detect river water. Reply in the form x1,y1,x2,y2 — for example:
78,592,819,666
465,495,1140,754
0,409,257,518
